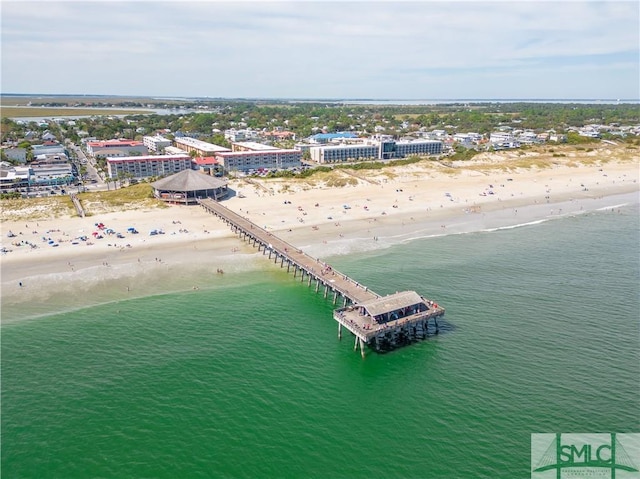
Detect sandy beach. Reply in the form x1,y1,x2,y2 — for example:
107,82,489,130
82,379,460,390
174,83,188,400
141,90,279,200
2,145,638,320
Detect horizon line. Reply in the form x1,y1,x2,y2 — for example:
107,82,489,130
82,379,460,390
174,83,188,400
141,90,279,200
2,93,639,102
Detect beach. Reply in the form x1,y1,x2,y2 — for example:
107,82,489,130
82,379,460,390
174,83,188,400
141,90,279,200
2,146,638,319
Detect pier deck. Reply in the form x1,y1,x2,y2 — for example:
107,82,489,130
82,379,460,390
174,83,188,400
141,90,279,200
199,198,444,355
199,198,379,304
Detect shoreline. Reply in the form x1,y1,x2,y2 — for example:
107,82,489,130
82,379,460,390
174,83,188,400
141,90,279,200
2,154,638,321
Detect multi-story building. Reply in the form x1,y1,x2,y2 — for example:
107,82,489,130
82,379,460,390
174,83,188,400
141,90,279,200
489,132,520,149
174,137,231,157
32,143,66,157
393,139,443,158
106,154,192,179
30,155,75,185
164,146,186,155
143,135,172,153
231,142,279,152
310,143,379,163
0,164,31,190
310,139,443,164
86,139,148,158
214,149,302,173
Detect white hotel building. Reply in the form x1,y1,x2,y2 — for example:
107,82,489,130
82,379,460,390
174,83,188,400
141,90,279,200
106,154,192,179
310,139,443,164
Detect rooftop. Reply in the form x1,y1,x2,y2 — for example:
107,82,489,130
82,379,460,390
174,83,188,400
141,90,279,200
311,132,358,140
233,141,279,151
358,291,426,316
87,139,144,148
174,137,231,152
106,154,191,163
151,169,227,191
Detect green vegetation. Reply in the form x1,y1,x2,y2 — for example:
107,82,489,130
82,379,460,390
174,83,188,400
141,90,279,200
78,183,157,207
0,106,149,120
449,147,482,161
566,132,600,144
0,191,22,200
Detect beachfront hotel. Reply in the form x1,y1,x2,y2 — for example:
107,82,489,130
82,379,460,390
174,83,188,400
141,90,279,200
106,154,192,179
310,139,443,163
214,149,302,173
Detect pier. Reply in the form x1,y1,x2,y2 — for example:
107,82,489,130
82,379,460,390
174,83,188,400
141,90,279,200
199,198,445,356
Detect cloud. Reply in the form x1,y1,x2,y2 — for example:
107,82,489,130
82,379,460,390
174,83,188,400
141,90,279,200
1,1,638,98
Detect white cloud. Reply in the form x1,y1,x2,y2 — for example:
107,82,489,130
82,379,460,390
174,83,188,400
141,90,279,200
1,1,638,98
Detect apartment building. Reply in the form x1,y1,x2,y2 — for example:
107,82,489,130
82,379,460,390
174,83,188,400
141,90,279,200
143,135,172,153
214,149,302,172
106,154,192,179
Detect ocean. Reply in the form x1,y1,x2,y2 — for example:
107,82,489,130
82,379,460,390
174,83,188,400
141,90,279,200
2,203,639,478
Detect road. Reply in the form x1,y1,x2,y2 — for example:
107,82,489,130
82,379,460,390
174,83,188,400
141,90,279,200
67,141,106,188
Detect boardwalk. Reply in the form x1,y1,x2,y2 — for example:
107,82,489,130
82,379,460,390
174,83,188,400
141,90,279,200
199,198,444,356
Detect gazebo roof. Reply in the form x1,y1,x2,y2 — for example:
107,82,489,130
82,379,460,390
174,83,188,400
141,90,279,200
151,169,227,192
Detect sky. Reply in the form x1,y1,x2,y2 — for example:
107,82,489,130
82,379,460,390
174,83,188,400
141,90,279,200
1,0,639,100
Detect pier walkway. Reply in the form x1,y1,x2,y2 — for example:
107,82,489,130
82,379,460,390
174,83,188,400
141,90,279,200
199,198,444,356
199,198,379,305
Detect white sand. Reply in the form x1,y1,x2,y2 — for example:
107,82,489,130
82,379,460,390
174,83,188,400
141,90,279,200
2,146,638,320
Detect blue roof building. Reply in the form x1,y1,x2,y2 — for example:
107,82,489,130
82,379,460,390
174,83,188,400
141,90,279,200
309,132,358,144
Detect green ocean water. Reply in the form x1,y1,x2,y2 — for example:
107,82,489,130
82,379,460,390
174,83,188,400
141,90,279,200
2,205,639,478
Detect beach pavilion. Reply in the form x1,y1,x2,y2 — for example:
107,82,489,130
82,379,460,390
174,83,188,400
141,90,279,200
151,169,228,204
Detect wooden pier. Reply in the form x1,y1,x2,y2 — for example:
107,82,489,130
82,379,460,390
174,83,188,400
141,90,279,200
199,198,444,356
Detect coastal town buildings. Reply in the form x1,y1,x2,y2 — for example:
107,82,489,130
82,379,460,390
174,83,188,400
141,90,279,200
0,163,31,190
0,156,75,190
309,139,443,164
308,132,359,144
32,143,66,157
231,141,279,152
2,147,27,163
173,136,231,157
192,156,223,176
224,128,261,142
29,155,75,185
214,148,302,173
86,139,148,158
142,135,172,153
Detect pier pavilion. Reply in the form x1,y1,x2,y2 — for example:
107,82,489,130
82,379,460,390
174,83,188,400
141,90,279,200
198,198,444,356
